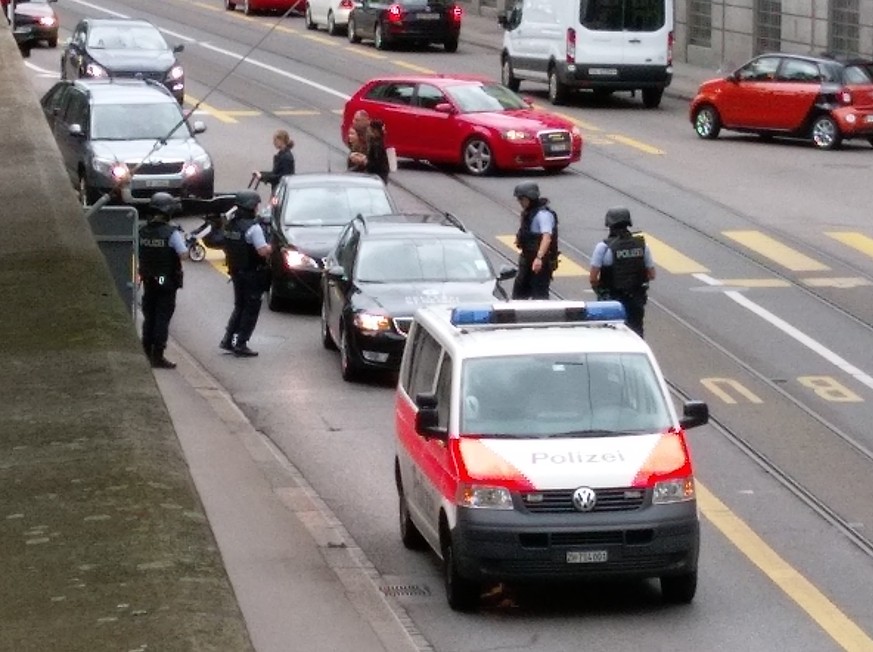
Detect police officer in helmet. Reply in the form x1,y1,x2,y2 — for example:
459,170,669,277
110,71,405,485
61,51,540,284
589,207,655,338
220,190,272,357
138,192,188,368
512,181,559,300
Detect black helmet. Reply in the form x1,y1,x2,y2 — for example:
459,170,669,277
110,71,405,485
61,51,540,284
235,190,261,211
513,181,540,202
604,207,632,229
150,192,181,217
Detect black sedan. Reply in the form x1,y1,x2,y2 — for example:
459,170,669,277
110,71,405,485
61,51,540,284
11,0,59,49
321,214,516,382
267,173,396,311
61,18,186,104
347,0,462,52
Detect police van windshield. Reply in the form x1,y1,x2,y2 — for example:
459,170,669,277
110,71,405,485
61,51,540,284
580,0,665,32
460,352,672,438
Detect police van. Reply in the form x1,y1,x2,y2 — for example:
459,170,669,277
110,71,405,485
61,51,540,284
498,0,674,108
394,300,708,611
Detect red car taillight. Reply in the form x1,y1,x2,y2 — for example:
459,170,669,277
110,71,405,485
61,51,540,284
387,3,403,22
566,27,576,64
838,88,853,105
339,0,353,7
668,30,674,66
450,4,463,22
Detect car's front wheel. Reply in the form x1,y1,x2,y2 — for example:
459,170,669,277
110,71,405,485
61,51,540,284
321,301,337,350
267,281,288,312
811,114,842,150
305,6,317,29
442,536,479,612
501,56,520,92
660,571,697,604
48,36,58,48
347,16,361,43
339,324,361,382
461,137,495,176
693,104,721,139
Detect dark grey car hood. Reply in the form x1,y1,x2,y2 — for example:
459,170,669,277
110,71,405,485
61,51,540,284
90,138,207,164
355,281,502,316
88,48,176,73
281,224,345,260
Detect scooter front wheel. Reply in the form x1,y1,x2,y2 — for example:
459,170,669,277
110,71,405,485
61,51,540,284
189,242,207,262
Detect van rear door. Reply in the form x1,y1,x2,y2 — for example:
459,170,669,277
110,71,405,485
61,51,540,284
575,0,671,66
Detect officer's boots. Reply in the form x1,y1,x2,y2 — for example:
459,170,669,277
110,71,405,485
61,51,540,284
150,347,177,369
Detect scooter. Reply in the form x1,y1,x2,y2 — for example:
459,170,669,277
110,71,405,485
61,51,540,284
182,175,260,263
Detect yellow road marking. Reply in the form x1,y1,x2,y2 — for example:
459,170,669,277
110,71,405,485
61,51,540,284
392,60,435,73
496,235,586,277
697,483,873,651
607,134,664,155
185,94,239,124
275,25,298,34
642,234,709,274
347,46,387,59
301,33,337,45
712,278,791,288
826,232,873,260
273,110,321,116
193,1,221,11
802,277,872,289
553,111,602,132
331,109,343,114
724,230,830,272
223,110,262,118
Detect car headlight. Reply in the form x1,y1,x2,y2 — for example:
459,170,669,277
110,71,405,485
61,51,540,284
38,16,56,26
166,65,184,81
92,157,129,181
458,485,513,510
652,477,695,504
282,249,318,269
85,62,107,77
502,129,534,141
182,154,212,177
353,311,391,332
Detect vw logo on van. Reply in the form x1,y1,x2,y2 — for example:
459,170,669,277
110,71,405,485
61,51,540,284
572,487,597,512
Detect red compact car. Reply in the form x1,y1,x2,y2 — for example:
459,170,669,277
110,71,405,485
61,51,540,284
224,0,307,15
342,75,583,175
690,53,873,150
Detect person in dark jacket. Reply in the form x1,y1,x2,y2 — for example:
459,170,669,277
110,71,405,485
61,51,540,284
365,119,390,183
139,192,188,368
511,182,558,300
254,129,295,194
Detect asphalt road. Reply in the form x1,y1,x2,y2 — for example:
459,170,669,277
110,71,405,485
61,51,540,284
25,0,873,649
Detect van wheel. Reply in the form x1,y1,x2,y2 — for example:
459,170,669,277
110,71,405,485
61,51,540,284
305,6,317,29
660,571,697,604
399,490,427,550
693,104,721,139
501,56,520,92
225,0,236,9
347,16,361,43
461,137,495,175
811,115,842,150
442,537,479,612
642,88,663,108
548,66,569,105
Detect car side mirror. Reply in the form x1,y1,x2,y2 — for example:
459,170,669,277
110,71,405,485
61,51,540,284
173,44,185,53
192,120,207,134
725,72,738,83
498,264,517,281
679,401,709,430
415,392,447,440
497,13,508,27
327,264,346,280
434,102,455,114
68,124,84,137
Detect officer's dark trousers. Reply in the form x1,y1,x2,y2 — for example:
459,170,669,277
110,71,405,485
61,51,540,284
141,279,177,357
511,256,552,299
225,270,263,347
617,293,647,338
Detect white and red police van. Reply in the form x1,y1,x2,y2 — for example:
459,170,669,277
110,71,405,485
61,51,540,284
394,300,709,611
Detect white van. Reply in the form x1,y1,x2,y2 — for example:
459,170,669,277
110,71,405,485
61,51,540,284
498,0,674,108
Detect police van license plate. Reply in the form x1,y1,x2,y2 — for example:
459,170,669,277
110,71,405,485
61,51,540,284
567,550,608,563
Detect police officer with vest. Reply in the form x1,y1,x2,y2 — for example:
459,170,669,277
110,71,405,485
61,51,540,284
589,207,656,338
220,190,272,357
138,192,188,369
511,181,559,300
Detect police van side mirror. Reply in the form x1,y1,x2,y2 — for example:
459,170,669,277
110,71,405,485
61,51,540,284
497,264,517,281
679,401,709,430
415,392,447,440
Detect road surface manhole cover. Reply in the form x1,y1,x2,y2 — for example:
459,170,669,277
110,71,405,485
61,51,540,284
379,584,431,598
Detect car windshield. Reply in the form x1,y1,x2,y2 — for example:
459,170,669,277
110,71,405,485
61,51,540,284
460,353,672,438
444,83,528,113
282,186,393,227
355,237,493,283
91,103,189,141
87,25,168,50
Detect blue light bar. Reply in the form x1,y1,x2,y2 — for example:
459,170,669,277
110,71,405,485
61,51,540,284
450,301,626,326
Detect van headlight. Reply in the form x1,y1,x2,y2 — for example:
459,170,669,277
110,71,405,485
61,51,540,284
652,478,695,504
458,485,513,510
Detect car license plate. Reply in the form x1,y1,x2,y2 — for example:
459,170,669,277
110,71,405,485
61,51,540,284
417,13,440,20
144,179,168,188
589,68,618,76
566,550,608,563
865,115,873,123
549,143,570,152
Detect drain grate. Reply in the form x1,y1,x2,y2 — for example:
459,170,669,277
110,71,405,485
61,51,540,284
380,584,431,598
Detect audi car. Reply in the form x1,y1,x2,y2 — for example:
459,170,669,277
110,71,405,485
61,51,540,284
347,0,462,52
61,18,186,104
11,0,59,49
267,173,396,311
690,53,873,150
343,75,583,175
321,213,517,382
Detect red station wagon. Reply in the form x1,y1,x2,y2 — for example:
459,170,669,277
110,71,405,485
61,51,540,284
343,75,583,175
690,53,873,150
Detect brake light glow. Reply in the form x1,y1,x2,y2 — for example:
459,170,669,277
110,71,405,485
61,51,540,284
450,4,463,22
387,4,403,22
667,30,674,66
566,27,576,64
339,0,354,7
